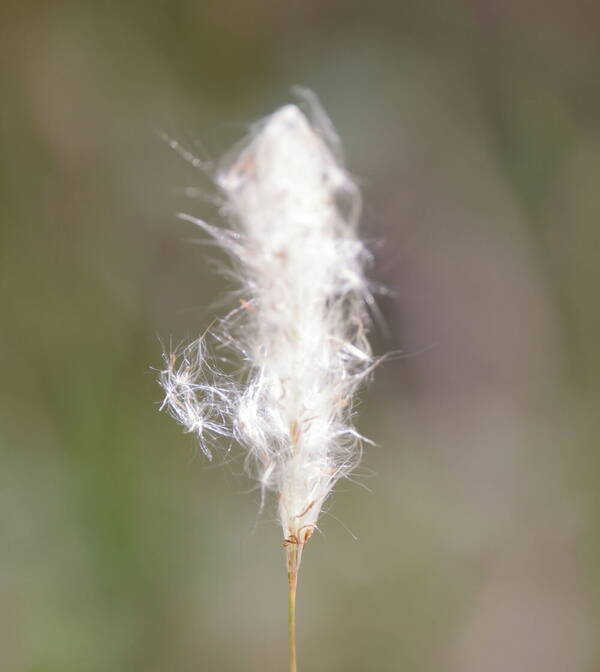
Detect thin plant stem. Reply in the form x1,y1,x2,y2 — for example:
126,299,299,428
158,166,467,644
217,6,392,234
286,544,299,672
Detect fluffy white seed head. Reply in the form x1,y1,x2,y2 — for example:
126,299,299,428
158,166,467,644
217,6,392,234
159,98,375,548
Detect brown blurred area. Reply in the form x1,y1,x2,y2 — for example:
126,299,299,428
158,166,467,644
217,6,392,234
1,1,599,670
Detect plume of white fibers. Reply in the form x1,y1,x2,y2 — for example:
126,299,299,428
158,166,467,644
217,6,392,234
159,98,376,555
159,339,233,458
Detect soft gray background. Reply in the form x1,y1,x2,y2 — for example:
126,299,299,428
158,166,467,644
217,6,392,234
1,1,598,670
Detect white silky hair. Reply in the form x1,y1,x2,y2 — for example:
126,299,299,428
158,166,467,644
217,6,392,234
159,96,375,547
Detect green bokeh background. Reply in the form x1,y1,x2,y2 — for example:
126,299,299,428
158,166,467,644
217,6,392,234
2,2,599,670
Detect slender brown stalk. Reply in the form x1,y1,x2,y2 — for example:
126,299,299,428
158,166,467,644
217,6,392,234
286,545,299,672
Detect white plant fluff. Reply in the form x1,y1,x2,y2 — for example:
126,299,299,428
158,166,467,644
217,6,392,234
159,96,376,558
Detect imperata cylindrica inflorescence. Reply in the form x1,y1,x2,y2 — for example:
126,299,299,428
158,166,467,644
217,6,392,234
158,91,379,671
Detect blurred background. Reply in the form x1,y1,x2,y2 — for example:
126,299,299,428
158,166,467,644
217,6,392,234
1,1,599,670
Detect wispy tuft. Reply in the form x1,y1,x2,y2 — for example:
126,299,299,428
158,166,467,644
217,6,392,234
159,93,377,554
